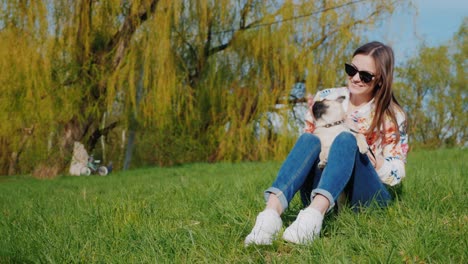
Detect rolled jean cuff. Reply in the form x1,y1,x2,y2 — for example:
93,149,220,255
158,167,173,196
311,188,335,213
264,187,289,211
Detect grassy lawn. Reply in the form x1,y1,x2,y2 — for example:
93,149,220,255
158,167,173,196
0,148,466,263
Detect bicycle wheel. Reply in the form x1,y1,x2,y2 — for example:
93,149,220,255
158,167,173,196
98,166,108,176
80,167,91,176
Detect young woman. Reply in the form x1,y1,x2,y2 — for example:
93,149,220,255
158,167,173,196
245,41,409,245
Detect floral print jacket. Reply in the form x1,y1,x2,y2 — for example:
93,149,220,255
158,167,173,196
304,87,409,186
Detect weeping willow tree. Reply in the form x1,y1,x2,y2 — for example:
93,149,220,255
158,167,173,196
0,0,408,176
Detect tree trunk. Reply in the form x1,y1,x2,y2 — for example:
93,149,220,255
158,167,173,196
123,130,136,170
31,117,87,178
7,126,35,175
123,64,145,170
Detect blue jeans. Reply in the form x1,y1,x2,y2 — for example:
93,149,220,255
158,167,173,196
264,132,392,212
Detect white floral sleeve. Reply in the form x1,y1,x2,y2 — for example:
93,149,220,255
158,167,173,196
376,111,409,186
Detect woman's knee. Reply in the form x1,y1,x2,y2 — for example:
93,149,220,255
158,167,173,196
334,131,357,145
298,133,320,146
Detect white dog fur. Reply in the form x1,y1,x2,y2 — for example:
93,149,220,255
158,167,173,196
310,96,369,169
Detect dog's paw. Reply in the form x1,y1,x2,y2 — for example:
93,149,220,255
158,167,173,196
356,134,369,154
318,160,327,169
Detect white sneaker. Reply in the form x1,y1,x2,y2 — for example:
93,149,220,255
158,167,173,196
282,207,323,244
244,209,282,246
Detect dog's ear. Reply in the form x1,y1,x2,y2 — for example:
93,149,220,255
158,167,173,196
336,96,346,103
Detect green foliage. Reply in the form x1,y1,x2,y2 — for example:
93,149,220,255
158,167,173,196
395,19,467,149
0,148,466,262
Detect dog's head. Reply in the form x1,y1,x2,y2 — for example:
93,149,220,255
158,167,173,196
312,96,346,126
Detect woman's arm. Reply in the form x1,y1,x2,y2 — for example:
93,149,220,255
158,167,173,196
375,113,409,186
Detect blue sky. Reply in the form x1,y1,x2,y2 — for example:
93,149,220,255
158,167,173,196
366,0,467,64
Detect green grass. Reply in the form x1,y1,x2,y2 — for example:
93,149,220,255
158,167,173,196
0,148,467,263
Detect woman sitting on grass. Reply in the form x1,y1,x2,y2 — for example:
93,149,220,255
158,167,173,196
245,41,409,245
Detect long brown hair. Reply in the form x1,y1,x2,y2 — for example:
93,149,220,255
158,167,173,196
353,41,403,142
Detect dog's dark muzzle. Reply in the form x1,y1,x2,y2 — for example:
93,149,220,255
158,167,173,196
312,101,328,120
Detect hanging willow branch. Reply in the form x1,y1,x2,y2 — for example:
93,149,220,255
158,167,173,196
108,0,160,70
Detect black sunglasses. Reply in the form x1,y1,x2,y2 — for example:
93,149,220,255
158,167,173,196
344,63,375,83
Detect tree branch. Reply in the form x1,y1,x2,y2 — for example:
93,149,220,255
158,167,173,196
304,9,381,55
108,0,160,70
87,121,120,151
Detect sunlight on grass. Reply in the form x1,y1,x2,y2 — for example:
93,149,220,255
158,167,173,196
0,149,466,263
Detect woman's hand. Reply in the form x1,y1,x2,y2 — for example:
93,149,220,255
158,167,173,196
367,151,384,170
307,94,314,109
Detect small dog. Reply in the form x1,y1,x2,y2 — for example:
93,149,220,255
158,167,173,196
311,96,369,169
